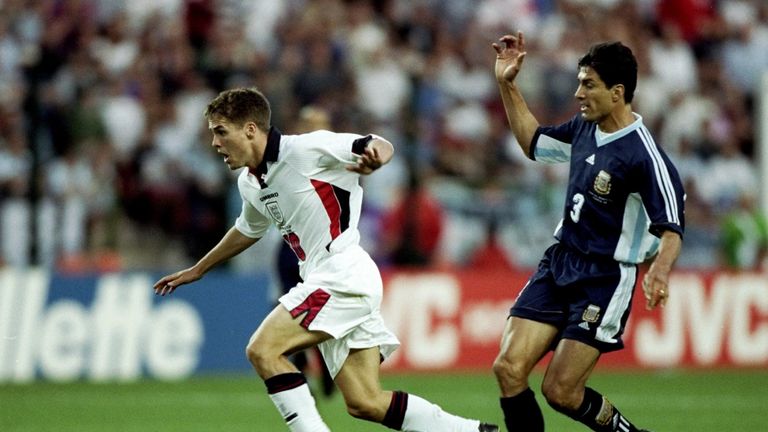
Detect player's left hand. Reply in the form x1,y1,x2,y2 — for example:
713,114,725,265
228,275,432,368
642,268,670,310
153,267,202,296
347,145,383,175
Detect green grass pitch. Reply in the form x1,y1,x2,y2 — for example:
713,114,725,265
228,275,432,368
2,370,766,431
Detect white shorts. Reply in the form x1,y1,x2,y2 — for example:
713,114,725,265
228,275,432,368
278,245,400,378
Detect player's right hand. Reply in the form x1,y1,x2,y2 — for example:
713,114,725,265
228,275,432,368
492,31,527,83
642,268,669,310
153,268,202,296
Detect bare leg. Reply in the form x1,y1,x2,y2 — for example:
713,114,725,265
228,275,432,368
492,317,558,432
246,305,332,432
543,339,641,432
335,347,487,431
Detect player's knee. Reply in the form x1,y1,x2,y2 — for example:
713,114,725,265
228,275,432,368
541,380,581,413
492,355,529,388
245,341,268,370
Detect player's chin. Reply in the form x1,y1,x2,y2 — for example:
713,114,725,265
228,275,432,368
224,159,242,170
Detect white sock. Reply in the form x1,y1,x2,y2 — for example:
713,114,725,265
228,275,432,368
268,383,330,432
400,394,481,432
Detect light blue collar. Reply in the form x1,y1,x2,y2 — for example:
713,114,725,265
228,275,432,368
595,113,643,147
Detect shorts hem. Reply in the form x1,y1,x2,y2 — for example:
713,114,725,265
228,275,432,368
510,307,564,326
510,308,625,354
560,331,624,353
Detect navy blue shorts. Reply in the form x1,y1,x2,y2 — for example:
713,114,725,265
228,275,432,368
510,243,638,353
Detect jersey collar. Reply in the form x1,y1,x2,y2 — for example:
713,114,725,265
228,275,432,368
594,113,643,147
250,126,281,187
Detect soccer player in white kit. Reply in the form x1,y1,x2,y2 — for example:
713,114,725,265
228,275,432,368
153,88,499,432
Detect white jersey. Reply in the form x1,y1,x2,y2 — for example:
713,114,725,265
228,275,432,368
234,127,374,279
236,127,400,376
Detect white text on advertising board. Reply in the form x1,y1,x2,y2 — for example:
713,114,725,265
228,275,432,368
0,269,203,383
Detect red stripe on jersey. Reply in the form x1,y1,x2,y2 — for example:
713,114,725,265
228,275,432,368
289,288,331,329
311,179,342,239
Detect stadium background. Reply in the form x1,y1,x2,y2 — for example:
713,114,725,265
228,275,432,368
1,0,767,431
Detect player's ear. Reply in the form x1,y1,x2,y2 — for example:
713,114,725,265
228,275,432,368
245,122,257,139
612,84,624,103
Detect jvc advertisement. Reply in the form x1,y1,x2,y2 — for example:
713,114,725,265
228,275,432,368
1,267,766,383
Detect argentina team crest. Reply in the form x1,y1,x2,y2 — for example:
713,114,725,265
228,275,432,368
582,304,601,323
593,170,612,195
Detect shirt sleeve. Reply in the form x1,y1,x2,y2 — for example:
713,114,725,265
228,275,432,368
530,115,580,163
234,199,271,239
301,131,369,168
635,142,685,238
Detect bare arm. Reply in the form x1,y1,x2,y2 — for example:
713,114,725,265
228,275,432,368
492,32,540,157
643,230,682,310
153,226,259,296
347,137,394,175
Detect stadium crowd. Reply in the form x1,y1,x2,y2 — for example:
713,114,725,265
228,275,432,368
0,0,766,272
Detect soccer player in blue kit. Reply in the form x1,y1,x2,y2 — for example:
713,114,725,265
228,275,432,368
491,33,684,432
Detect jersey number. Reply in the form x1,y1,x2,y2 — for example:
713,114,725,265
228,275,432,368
570,193,585,223
283,232,306,261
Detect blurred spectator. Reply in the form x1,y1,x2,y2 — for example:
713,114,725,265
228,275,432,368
293,36,350,108
0,16,22,80
697,137,758,215
719,0,768,94
182,126,229,260
649,23,698,94
90,11,139,77
720,191,768,271
185,0,215,53
0,0,760,271
37,144,95,269
84,140,121,269
659,89,719,156
0,130,33,267
379,165,445,267
476,0,539,37
101,77,146,163
352,38,411,123
656,0,721,47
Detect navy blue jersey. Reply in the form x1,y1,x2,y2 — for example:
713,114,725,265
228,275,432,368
529,114,684,263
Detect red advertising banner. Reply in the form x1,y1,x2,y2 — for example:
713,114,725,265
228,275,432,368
380,269,768,371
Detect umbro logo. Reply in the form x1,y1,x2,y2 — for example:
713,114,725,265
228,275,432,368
585,154,595,165
260,192,279,201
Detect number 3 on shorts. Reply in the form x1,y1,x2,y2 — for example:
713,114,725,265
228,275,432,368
570,193,585,223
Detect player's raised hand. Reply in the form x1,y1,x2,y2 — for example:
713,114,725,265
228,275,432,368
492,31,527,83
153,267,202,296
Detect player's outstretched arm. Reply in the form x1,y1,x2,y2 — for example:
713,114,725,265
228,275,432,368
347,137,394,175
492,31,539,157
153,227,259,296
